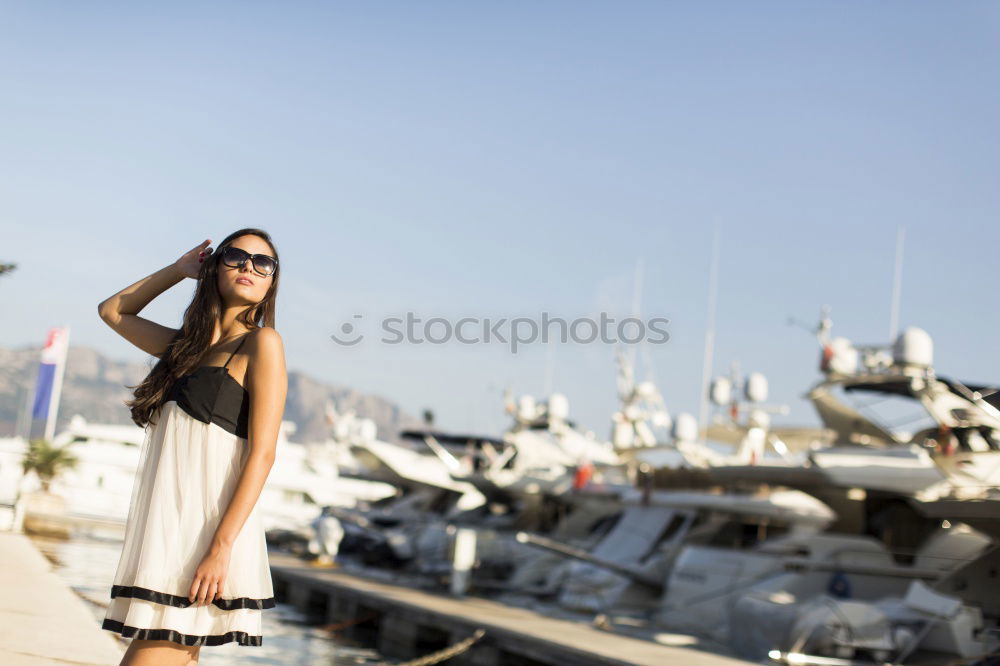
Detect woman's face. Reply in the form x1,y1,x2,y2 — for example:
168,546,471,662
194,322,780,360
216,235,277,305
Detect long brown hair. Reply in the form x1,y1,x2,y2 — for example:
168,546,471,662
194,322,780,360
125,228,281,429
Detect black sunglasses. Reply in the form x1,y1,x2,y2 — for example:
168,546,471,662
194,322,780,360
219,245,278,277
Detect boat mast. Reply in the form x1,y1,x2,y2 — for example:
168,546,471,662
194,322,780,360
697,226,721,439
889,226,904,341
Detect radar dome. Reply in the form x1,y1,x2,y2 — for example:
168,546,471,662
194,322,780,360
744,372,768,403
517,395,537,420
893,327,933,369
547,393,570,420
710,377,732,405
673,412,699,442
822,337,858,375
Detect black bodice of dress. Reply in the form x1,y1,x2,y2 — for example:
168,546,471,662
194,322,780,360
164,334,251,439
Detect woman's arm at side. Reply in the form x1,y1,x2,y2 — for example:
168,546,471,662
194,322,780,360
210,327,286,550
97,240,210,358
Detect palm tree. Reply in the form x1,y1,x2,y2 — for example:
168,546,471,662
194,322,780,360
22,437,79,492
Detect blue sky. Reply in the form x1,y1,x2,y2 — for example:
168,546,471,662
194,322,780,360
3,2,999,439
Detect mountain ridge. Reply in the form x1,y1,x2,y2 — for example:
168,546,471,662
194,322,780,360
0,344,423,444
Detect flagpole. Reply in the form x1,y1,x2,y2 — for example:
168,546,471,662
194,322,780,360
15,383,31,441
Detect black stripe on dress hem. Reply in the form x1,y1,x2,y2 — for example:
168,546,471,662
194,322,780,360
111,584,276,610
102,618,261,646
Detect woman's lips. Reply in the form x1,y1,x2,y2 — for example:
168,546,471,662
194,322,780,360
236,278,254,286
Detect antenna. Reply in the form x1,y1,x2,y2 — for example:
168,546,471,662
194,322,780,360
630,256,644,373
543,338,555,396
889,226,904,341
629,256,660,389
697,226,722,439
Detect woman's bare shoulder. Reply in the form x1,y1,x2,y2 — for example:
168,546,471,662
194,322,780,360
247,327,285,360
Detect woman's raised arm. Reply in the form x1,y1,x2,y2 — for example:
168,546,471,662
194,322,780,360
98,239,211,358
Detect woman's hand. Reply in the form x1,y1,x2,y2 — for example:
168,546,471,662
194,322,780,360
188,542,231,606
175,239,213,280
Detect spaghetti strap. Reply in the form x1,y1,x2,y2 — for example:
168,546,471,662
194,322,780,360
223,332,251,369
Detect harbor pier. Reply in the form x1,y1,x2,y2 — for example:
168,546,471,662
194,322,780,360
0,531,123,665
269,551,753,666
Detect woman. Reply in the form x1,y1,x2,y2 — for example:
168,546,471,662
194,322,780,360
97,228,287,665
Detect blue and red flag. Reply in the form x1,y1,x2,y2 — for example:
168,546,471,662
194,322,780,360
31,327,69,421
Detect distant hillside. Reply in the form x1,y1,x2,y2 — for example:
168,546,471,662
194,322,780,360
0,344,423,444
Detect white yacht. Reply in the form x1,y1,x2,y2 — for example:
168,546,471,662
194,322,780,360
3,409,396,536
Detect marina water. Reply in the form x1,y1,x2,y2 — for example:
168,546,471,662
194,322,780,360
28,531,385,665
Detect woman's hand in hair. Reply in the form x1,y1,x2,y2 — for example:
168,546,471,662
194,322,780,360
175,239,213,279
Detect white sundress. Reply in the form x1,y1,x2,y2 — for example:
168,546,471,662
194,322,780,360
102,333,275,646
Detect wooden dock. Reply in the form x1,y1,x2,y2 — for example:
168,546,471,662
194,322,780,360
269,552,754,666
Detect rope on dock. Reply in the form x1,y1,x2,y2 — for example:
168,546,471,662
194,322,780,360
321,612,379,632
388,628,487,666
